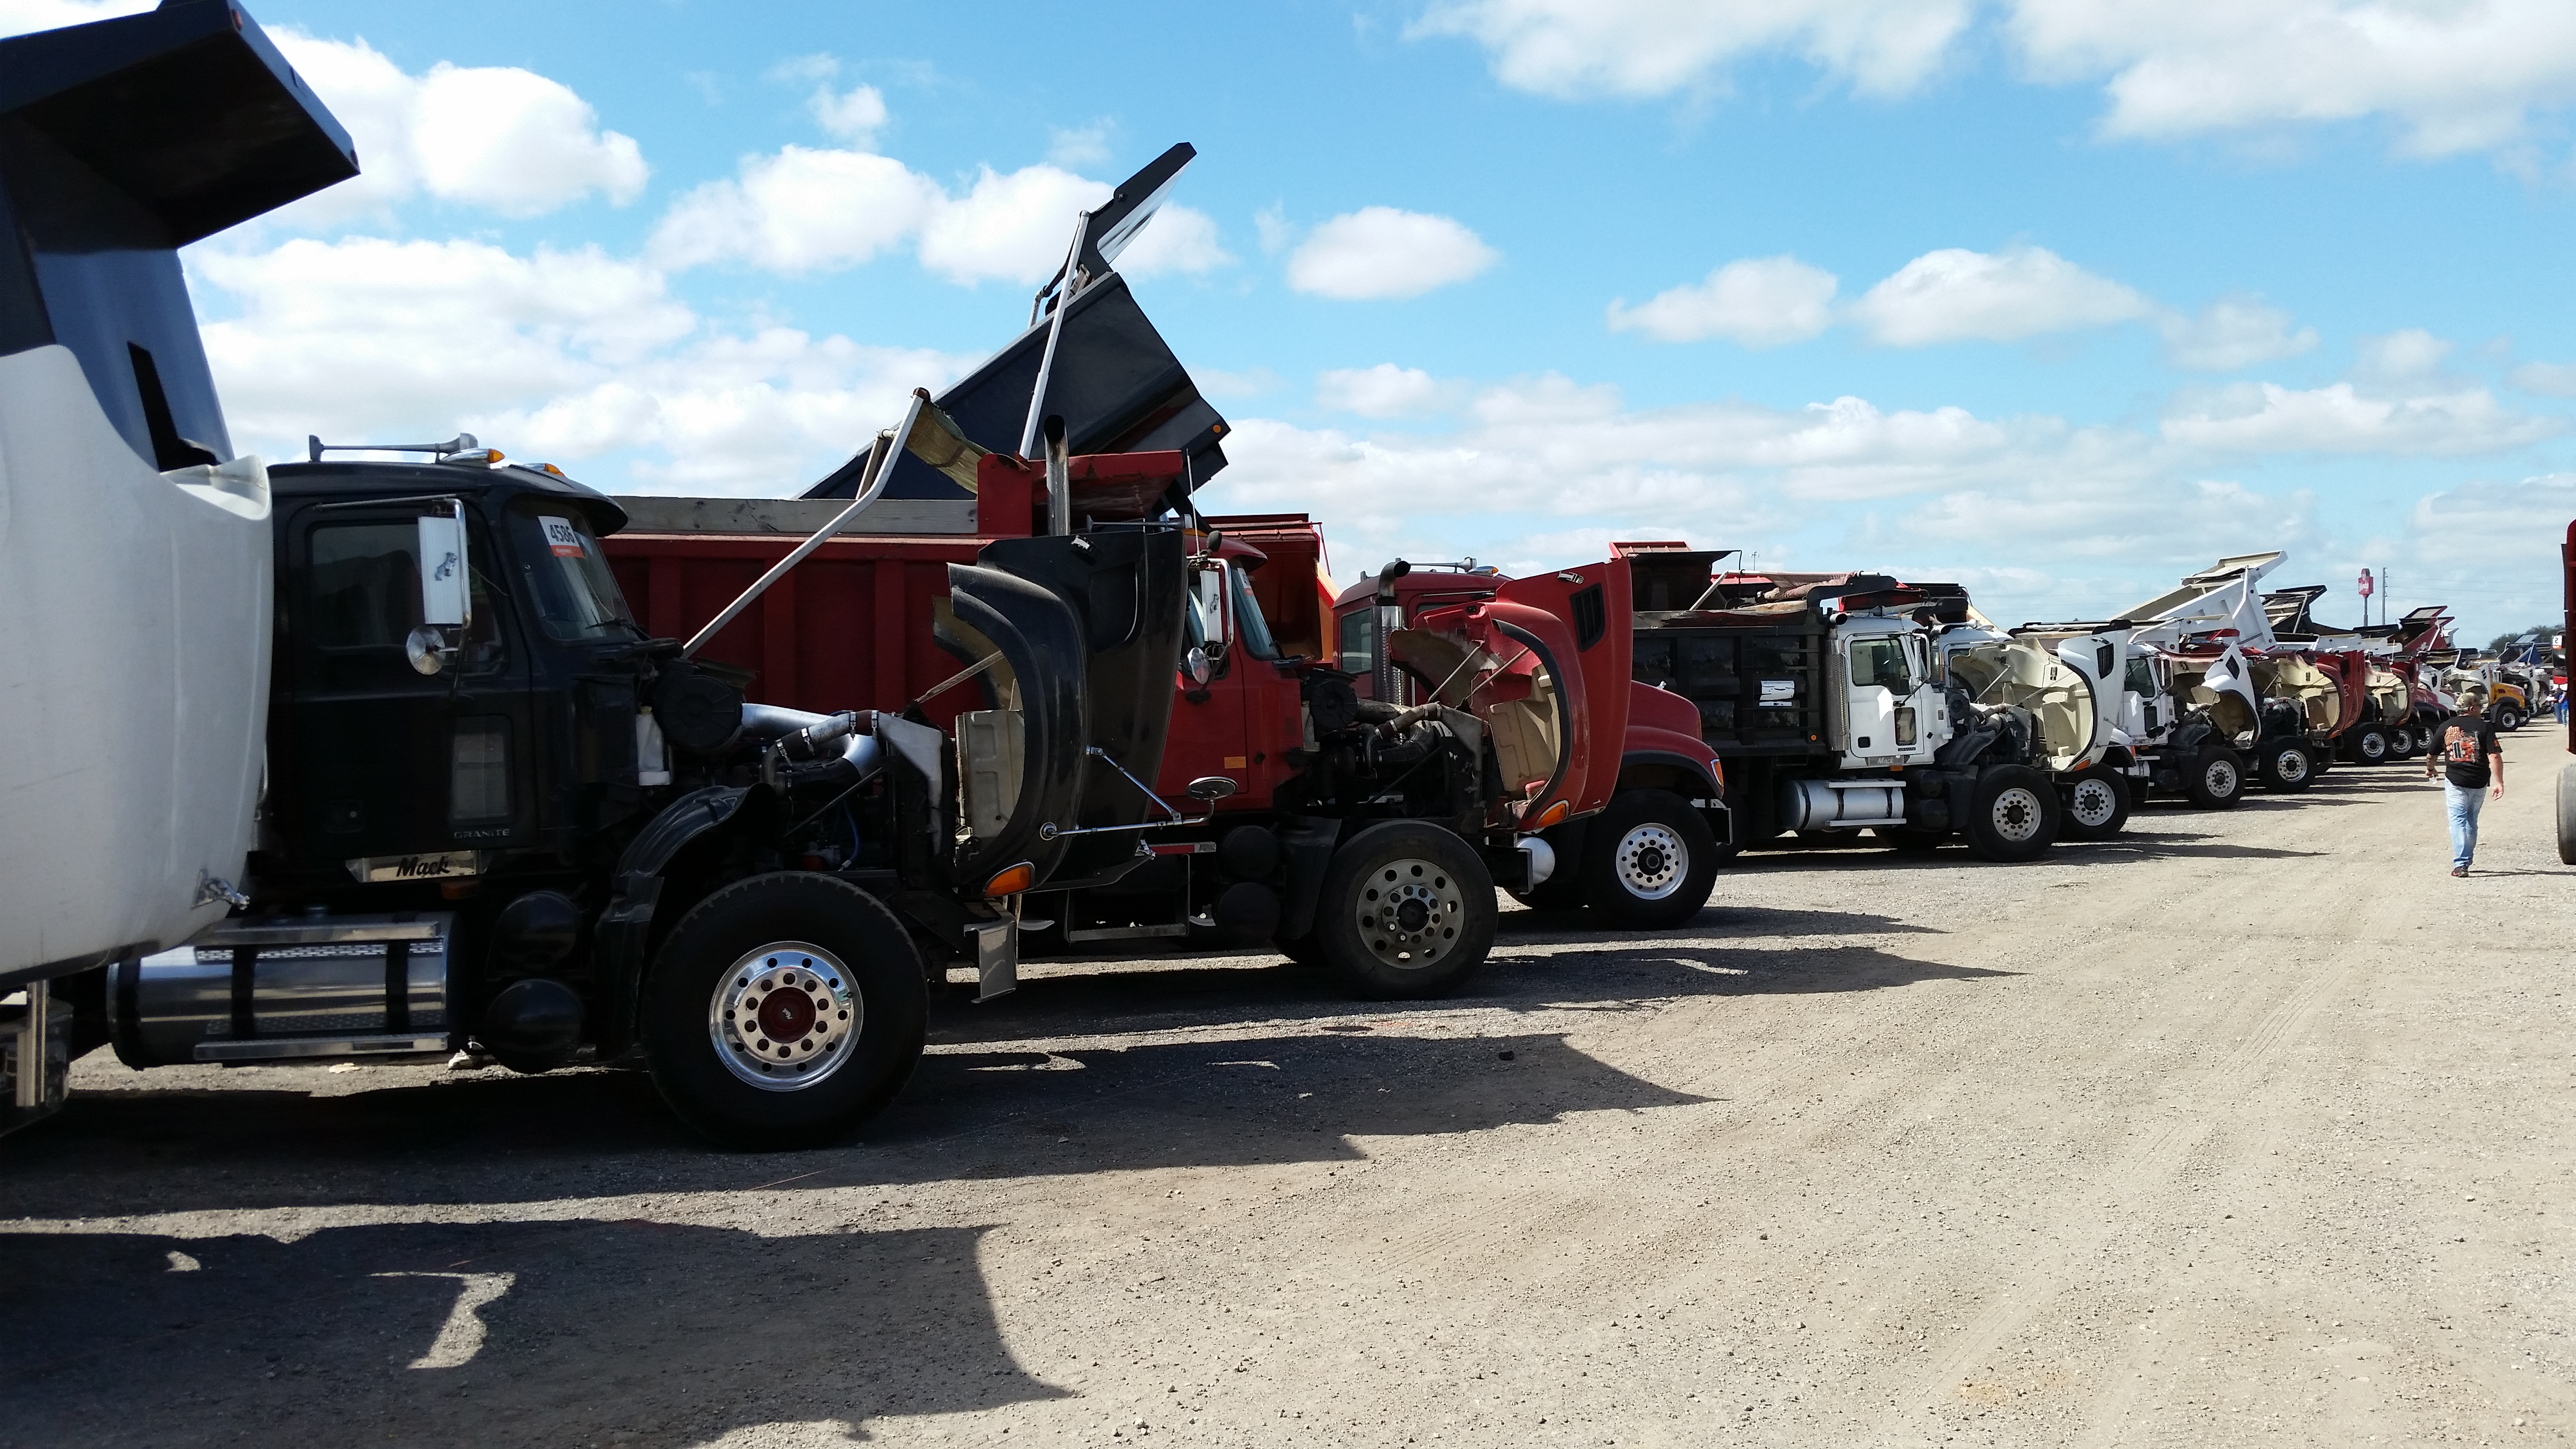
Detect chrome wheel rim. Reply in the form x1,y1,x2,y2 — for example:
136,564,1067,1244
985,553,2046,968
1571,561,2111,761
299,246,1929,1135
1611,823,1688,901
2069,778,2118,829
708,941,859,1092
2206,758,2239,797
1353,857,1464,971
2274,748,2308,783
2359,731,2385,761
1990,785,2045,844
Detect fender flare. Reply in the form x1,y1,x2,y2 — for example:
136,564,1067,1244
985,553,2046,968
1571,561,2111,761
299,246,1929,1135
595,786,749,1055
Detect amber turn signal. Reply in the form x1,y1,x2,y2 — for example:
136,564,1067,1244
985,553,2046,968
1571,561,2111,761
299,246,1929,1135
1528,799,1572,829
982,862,1035,898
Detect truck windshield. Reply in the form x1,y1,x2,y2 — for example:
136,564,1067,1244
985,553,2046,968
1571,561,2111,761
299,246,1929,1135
1227,564,1281,661
509,503,640,642
1848,636,1915,692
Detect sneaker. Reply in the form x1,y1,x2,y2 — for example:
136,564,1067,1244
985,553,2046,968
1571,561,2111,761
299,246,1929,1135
2450,865,2468,877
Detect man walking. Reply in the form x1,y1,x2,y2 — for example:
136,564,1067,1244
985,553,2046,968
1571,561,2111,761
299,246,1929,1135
2427,686,2504,876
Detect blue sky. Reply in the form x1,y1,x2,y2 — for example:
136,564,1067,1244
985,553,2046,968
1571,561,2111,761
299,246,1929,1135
21,0,2576,639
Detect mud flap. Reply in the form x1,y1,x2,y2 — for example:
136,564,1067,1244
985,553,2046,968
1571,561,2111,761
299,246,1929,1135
965,918,1018,1003
1274,815,1341,940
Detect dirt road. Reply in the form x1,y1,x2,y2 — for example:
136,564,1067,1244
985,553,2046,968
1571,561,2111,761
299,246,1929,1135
3,762,2569,1448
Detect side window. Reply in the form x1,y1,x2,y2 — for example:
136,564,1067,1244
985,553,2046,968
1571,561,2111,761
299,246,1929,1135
306,519,504,667
309,522,421,649
1848,637,1914,692
2125,655,2155,696
1337,609,1374,677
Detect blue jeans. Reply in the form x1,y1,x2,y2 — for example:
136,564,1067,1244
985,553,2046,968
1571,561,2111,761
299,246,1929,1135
2445,781,2487,869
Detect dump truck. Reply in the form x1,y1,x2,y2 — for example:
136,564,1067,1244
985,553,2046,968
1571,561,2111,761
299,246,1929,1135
1606,545,2072,861
1321,554,1732,928
76,140,1219,1149
609,507,1688,991
0,0,360,1132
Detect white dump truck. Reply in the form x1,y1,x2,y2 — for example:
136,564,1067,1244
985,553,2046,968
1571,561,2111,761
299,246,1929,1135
0,0,359,1132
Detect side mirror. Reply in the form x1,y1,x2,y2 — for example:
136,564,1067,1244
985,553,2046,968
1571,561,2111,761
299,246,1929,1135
404,625,448,676
1185,775,1239,801
1184,645,1212,687
418,510,469,628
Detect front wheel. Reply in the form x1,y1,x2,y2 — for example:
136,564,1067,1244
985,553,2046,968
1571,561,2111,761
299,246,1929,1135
1579,789,1718,929
2258,741,2315,793
2495,705,2525,731
2350,724,2391,766
2060,768,2130,840
2185,747,2247,809
1314,821,1497,999
643,873,927,1151
1965,764,2059,862
2387,724,2416,757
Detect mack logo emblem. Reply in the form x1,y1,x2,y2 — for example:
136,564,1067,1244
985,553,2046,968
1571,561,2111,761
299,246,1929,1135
346,852,487,883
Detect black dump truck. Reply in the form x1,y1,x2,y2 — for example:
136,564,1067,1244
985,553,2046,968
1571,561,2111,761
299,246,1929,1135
96,445,1185,1148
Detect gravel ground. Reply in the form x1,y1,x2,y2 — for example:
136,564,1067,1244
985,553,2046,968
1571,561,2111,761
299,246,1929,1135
2,760,2569,1449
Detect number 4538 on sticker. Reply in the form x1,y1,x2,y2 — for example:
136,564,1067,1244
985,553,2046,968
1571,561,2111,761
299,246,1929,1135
539,516,585,558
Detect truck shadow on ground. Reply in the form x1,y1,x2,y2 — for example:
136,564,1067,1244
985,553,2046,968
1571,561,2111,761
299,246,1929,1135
6,940,1987,1217
2048,833,2326,863
0,1218,1046,1448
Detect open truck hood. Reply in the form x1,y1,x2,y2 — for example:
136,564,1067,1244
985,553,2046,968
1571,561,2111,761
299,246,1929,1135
1375,562,1631,831
0,0,356,985
941,524,1189,892
1939,626,2102,773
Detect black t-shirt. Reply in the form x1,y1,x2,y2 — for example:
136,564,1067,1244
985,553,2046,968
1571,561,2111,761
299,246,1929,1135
2431,714,2500,788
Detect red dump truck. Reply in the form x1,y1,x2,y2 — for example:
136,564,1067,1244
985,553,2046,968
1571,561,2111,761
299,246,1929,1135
606,499,1727,996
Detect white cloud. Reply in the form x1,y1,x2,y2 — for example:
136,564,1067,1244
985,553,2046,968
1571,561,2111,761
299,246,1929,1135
2352,326,2450,383
1412,0,1976,100
809,83,888,144
2158,296,2318,370
1047,122,1115,169
648,146,941,274
917,164,1111,285
1607,255,1839,346
0,0,140,30
1116,204,1234,277
191,235,967,494
1850,244,2154,346
1285,207,1499,301
1197,367,1285,399
262,31,645,224
1254,204,1295,256
2009,0,2576,156
2371,472,2576,638
1315,364,1459,418
646,138,1221,287
2162,380,2558,455
2509,361,2576,398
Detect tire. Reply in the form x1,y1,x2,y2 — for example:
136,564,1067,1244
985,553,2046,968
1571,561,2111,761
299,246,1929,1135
2258,741,2316,793
1313,820,1496,999
2351,724,2391,766
2059,768,2130,840
2388,724,2416,757
2495,706,2524,732
2557,765,2576,867
642,872,927,1151
2184,747,2245,809
1578,789,1718,929
1965,764,2059,862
